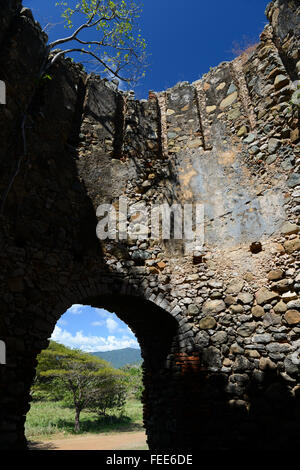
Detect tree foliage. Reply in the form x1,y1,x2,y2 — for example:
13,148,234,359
50,0,146,83
87,381,127,418
33,341,128,432
120,364,143,400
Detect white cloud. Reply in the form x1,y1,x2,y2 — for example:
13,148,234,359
91,321,105,327
92,318,134,336
51,325,139,352
106,317,118,332
95,309,110,318
67,304,84,315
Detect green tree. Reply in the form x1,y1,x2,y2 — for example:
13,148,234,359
87,381,128,418
35,341,126,432
50,0,146,83
33,341,72,401
120,364,143,400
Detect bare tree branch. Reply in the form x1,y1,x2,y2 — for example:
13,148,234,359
49,14,114,48
73,36,139,59
49,48,131,82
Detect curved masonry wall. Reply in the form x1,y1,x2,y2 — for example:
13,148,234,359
0,0,299,450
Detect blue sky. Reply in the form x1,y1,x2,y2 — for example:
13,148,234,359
52,305,139,352
23,0,270,99
23,1,269,351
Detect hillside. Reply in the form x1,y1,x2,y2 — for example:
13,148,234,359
90,348,142,368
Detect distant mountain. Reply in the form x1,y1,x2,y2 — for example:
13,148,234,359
90,347,142,368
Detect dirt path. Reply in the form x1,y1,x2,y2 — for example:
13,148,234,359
29,431,148,450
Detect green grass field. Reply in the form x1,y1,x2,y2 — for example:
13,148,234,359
25,398,144,441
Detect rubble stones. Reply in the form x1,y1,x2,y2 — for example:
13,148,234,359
252,305,265,318
255,288,279,305
226,280,244,294
274,74,289,90
252,333,272,343
220,92,238,109
283,221,300,238
211,331,228,345
268,138,280,153
286,299,300,310
187,304,199,315
195,330,210,348
273,301,288,313
267,269,283,280
287,173,300,188
199,316,217,329
202,299,226,315
284,310,300,325
272,279,293,292
237,292,254,304
284,238,300,254
237,322,256,337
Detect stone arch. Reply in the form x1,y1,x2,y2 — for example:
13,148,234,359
47,274,195,355
21,274,195,451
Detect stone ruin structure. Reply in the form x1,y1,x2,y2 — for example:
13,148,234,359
0,0,300,451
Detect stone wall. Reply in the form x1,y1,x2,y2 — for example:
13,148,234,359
0,0,299,450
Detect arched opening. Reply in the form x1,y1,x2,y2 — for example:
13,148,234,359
26,304,146,447
23,287,181,451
